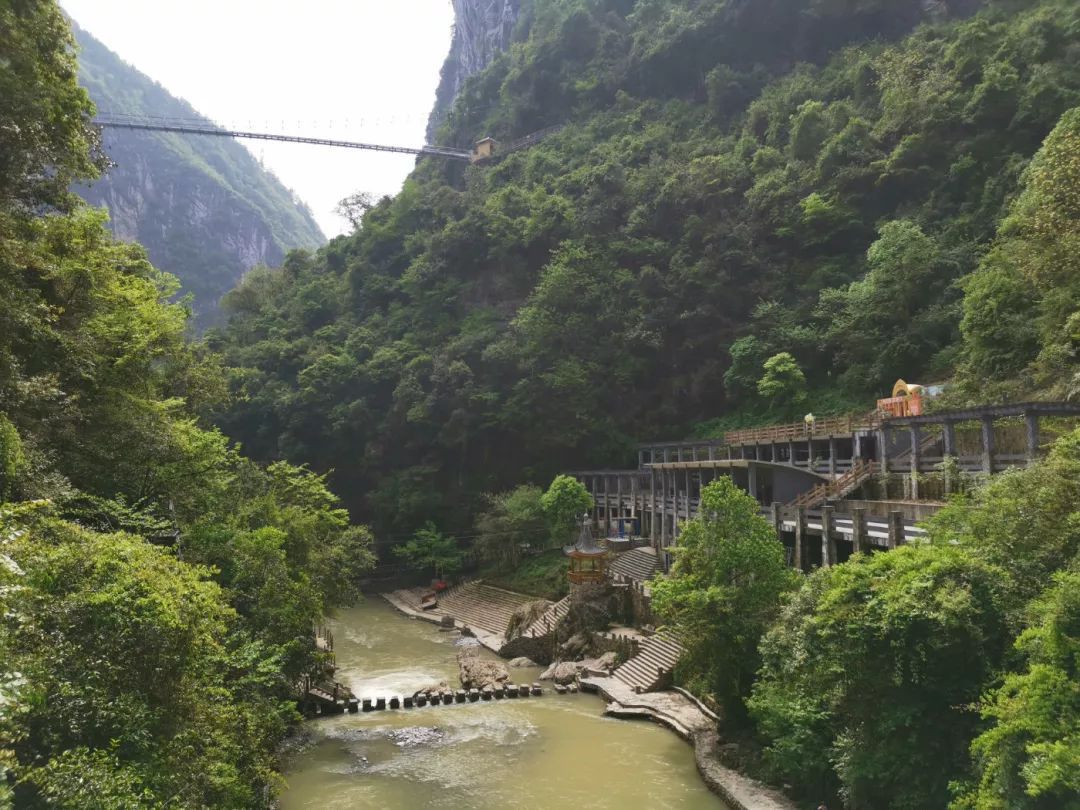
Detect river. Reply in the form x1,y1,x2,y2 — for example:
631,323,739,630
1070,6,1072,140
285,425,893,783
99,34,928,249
280,598,727,809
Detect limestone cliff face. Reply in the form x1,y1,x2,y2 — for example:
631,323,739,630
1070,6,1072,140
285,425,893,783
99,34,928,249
426,0,522,142
73,24,324,329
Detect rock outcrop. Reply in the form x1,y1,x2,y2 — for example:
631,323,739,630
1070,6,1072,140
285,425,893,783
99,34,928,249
457,647,510,689
426,0,522,141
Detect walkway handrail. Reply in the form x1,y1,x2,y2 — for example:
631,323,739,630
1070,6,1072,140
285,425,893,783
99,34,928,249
725,410,881,446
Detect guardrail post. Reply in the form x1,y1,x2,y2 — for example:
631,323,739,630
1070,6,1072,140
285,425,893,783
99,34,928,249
851,507,866,554
888,510,903,549
821,505,837,567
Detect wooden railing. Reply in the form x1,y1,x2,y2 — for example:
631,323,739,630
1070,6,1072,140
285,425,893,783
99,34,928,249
725,410,880,446
789,459,877,508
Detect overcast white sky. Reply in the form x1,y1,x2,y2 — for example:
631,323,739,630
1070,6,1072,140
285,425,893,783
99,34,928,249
61,1,456,237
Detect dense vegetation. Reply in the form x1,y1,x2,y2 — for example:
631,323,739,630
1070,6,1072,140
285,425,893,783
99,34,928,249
210,0,1080,543
73,24,324,328
0,4,370,806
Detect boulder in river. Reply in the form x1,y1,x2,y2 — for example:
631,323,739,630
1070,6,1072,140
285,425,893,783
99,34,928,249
507,656,538,668
539,660,579,685
559,632,590,660
457,647,510,689
412,681,451,698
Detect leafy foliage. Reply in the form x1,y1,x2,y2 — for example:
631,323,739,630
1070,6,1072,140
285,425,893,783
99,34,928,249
474,484,546,566
211,0,1080,539
540,474,594,547
72,25,324,327
651,477,799,719
956,570,1080,809
749,544,1012,808
0,6,372,806
393,521,463,579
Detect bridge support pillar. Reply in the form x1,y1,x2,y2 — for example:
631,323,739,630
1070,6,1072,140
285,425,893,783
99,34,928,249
909,425,921,500
821,505,837,567
660,470,669,551
888,510,903,549
794,507,807,571
787,440,797,466
981,417,995,474
943,421,957,495
748,464,759,503
828,438,838,477
1025,411,1040,462
878,427,890,474
851,507,867,554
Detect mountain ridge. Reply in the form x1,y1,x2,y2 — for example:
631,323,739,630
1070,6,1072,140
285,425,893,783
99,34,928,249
72,23,325,328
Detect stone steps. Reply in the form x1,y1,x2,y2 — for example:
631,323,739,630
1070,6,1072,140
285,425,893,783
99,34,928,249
609,546,659,583
524,595,570,638
437,581,547,639
612,633,683,693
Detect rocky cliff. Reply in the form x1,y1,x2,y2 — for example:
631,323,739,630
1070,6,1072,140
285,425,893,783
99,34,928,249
73,24,325,329
426,0,522,142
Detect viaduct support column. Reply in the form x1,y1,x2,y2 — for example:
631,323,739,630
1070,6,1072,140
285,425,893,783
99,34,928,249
943,420,957,495
1025,411,1040,462
821,505,837,567
787,440,797,466
909,425,921,500
981,417,995,474
660,470,669,551
649,468,657,546
794,507,807,571
851,507,867,555
748,464,759,504
828,437,838,477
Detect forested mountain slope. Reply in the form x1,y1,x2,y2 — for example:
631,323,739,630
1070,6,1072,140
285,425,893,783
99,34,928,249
1,5,370,805
73,24,325,328
211,0,1080,536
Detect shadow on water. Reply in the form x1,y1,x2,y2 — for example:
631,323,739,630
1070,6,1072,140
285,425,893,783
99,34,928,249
281,598,727,810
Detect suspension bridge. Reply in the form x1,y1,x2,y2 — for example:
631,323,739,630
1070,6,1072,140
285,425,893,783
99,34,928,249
92,116,563,163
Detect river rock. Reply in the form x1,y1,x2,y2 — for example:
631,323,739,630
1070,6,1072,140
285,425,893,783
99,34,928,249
389,726,444,748
507,656,538,668
559,632,590,659
539,660,579,685
594,651,618,672
457,647,510,689
412,681,451,698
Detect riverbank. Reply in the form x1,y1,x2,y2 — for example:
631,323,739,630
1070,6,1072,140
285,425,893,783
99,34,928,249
381,586,796,810
582,676,796,810
281,599,724,809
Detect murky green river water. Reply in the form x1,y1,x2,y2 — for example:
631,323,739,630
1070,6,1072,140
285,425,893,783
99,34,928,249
280,598,726,810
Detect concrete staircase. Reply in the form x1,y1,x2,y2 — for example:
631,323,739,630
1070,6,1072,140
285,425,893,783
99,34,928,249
609,546,660,583
611,632,683,693
523,595,570,638
436,581,548,639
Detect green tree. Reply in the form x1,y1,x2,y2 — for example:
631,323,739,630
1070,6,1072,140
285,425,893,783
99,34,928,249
393,521,463,579
474,484,546,566
750,545,1011,808
0,0,105,212
756,352,807,408
651,477,798,719
955,570,1080,809
540,474,593,547
927,427,1080,607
